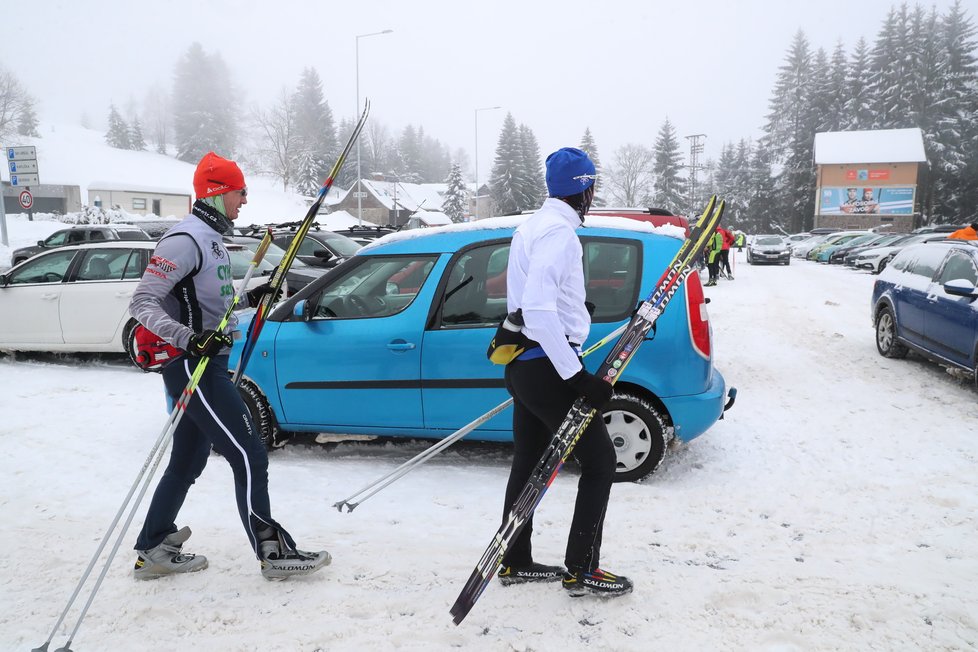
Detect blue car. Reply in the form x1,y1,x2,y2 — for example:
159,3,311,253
229,217,734,481
872,239,978,385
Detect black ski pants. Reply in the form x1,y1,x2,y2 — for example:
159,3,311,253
134,355,292,556
502,356,617,573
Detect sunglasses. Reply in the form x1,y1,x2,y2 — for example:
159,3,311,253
239,188,248,197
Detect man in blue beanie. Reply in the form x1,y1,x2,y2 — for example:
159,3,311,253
495,147,632,597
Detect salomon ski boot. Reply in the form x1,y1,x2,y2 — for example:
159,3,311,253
562,567,633,597
134,526,208,580
259,536,331,581
497,562,564,586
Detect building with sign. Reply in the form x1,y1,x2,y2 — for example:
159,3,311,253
2,181,83,214
813,128,927,232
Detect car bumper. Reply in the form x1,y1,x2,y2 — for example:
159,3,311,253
661,370,729,443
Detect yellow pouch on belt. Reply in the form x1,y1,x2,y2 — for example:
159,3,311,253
486,310,530,365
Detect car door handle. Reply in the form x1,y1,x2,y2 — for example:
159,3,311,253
387,340,416,351
41,293,59,300
115,291,133,298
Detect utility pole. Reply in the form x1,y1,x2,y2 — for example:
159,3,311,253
684,134,706,217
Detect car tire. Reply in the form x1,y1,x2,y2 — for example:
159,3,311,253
875,305,908,359
876,258,889,275
238,378,291,449
784,259,790,265
122,319,144,370
602,392,668,482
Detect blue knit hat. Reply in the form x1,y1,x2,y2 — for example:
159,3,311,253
545,147,596,197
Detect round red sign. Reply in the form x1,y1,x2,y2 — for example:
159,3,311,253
18,189,33,210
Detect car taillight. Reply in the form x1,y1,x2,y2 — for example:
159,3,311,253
685,272,711,359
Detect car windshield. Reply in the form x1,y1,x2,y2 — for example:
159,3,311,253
314,231,362,257
116,230,151,241
234,239,310,268
755,236,783,245
226,246,276,278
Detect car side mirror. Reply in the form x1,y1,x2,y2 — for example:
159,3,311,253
943,279,978,299
37,240,46,247
0,273,8,287
293,299,309,321
313,249,333,261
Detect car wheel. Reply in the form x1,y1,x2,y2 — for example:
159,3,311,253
602,392,668,482
122,319,144,370
875,305,908,359
784,258,790,265
876,258,889,274
238,378,291,449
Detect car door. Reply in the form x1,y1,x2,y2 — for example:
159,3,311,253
273,253,440,429
58,247,146,346
0,249,78,345
924,250,978,366
893,245,947,346
421,241,513,435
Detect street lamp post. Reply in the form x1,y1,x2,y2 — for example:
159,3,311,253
356,29,393,226
473,105,501,221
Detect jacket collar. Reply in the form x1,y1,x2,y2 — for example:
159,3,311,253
542,197,582,228
191,199,233,235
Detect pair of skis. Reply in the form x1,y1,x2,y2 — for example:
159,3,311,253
450,195,725,625
232,100,371,386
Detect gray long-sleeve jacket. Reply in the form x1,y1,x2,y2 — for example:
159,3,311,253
129,213,238,351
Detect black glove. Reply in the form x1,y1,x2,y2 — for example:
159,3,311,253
246,282,283,308
567,368,614,411
187,330,233,358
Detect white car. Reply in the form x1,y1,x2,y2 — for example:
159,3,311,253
849,233,949,274
0,241,272,360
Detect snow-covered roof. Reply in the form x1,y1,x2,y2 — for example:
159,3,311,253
87,181,188,195
417,211,452,226
814,128,927,164
356,179,448,212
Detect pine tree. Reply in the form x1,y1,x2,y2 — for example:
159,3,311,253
518,124,545,210
129,117,146,150
650,118,686,214
844,37,874,129
398,125,424,183
172,43,238,162
747,140,779,233
488,113,524,215
292,67,337,196
16,96,39,137
579,127,606,206
442,163,468,223
105,104,131,149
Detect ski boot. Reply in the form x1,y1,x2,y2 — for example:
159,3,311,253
134,526,208,580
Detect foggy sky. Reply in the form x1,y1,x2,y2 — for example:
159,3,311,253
2,0,970,179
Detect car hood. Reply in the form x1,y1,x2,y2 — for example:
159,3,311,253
856,245,902,258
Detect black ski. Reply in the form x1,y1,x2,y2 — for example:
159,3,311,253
450,196,725,625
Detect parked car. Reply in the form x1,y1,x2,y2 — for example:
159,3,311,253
812,232,878,263
746,235,791,265
784,232,813,249
830,233,905,265
792,233,836,259
227,218,734,482
849,233,949,274
806,231,872,261
872,240,978,387
11,224,151,265
241,223,362,269
223,235,326,296
0,241,271,362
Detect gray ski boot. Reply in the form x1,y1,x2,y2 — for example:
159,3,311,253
134,526,208,580
259,533,330,581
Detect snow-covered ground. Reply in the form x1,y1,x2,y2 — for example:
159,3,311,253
2,249,977,651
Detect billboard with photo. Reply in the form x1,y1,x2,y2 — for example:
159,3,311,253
819,186,915,215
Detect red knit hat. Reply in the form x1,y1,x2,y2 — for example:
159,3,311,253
193,151,245,198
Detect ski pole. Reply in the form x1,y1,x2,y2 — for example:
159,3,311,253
331,321,630,513
36,232,272,652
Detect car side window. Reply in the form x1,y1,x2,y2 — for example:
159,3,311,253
937,251,978,286
310,255,438,320
75,249,132,281
905,246,947,280
584,238,641,322
439,243,510,328
8,250,77,285
67,230,87,244
44,231,69,246
89,230,107,241
298,236,328,257
123,249,148,279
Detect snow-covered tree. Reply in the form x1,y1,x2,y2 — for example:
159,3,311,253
650,118,686,213
292,67,337,195
442,163,468,223
129,117,146,151
252,87,298,192
518,124,545,210
488,112,525,215
172,42,238,162
579,127,606,206
16,96,40,137
105,104,131,149
0,65,32,142
843,37,875,129
606,143,653,206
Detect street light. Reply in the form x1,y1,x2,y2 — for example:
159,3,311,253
356,29,393,226
474,105,501,221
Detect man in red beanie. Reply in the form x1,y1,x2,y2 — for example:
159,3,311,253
128,151,330,581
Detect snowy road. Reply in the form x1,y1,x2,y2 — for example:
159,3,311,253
2,251,976,651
